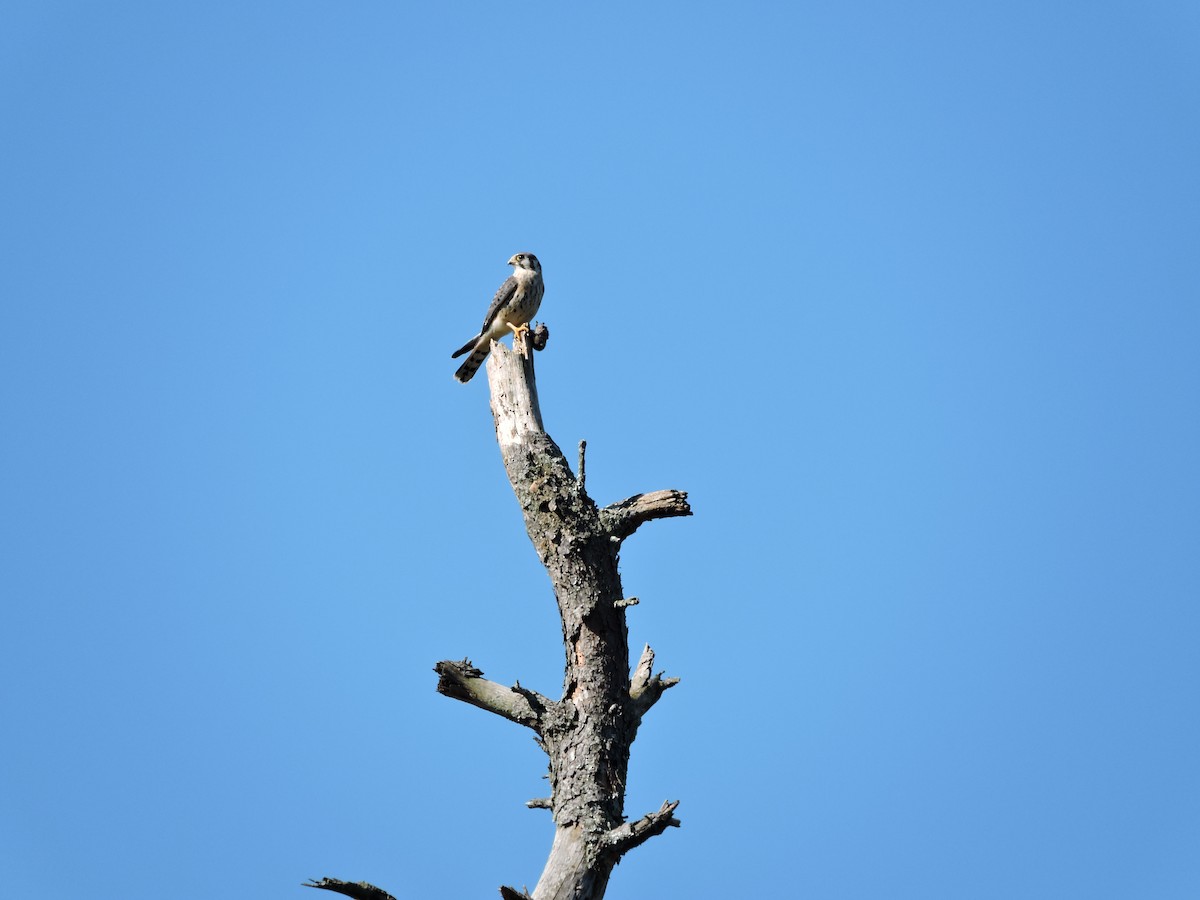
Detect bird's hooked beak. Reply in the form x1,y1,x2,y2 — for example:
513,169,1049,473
507,254,519,266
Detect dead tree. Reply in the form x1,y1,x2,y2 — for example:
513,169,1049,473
308,327,690,900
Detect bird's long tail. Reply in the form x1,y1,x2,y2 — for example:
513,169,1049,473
451,334,480,359
453,342,490,383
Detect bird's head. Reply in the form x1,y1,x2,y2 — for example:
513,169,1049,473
508,252,541,273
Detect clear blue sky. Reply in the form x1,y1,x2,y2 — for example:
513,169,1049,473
2,3,1198,898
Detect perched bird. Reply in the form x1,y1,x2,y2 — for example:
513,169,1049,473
452,253,544,383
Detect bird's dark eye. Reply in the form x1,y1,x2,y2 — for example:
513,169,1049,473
517,254,524,260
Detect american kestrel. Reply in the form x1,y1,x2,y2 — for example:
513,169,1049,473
451,253,544,383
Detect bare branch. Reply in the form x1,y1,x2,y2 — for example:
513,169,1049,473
603,800,681,858
629,644,679,721
500,887,533,900
526,797,553,810
600,490,692,541
578,439,587,492
614,596,639,609
302,878,396,900
434,659,553,732
630,643,655,691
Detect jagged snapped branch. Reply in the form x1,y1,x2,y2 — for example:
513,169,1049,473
302,879,396,900
434,658,553,733
629,644,680,725
603,800,682,858
600,490,693,542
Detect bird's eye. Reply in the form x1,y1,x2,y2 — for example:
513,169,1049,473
516,254,524,260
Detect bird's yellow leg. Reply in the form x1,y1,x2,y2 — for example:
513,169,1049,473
506,321,532,357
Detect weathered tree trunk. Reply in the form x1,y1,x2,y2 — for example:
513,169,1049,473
457,336,690,898
310,332,690,900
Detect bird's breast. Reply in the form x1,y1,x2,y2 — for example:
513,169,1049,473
505,283,542,324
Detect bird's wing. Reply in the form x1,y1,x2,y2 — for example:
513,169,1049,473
478,275,519,334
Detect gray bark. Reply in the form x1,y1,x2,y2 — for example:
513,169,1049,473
309,332,689,900
448,336,689,899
